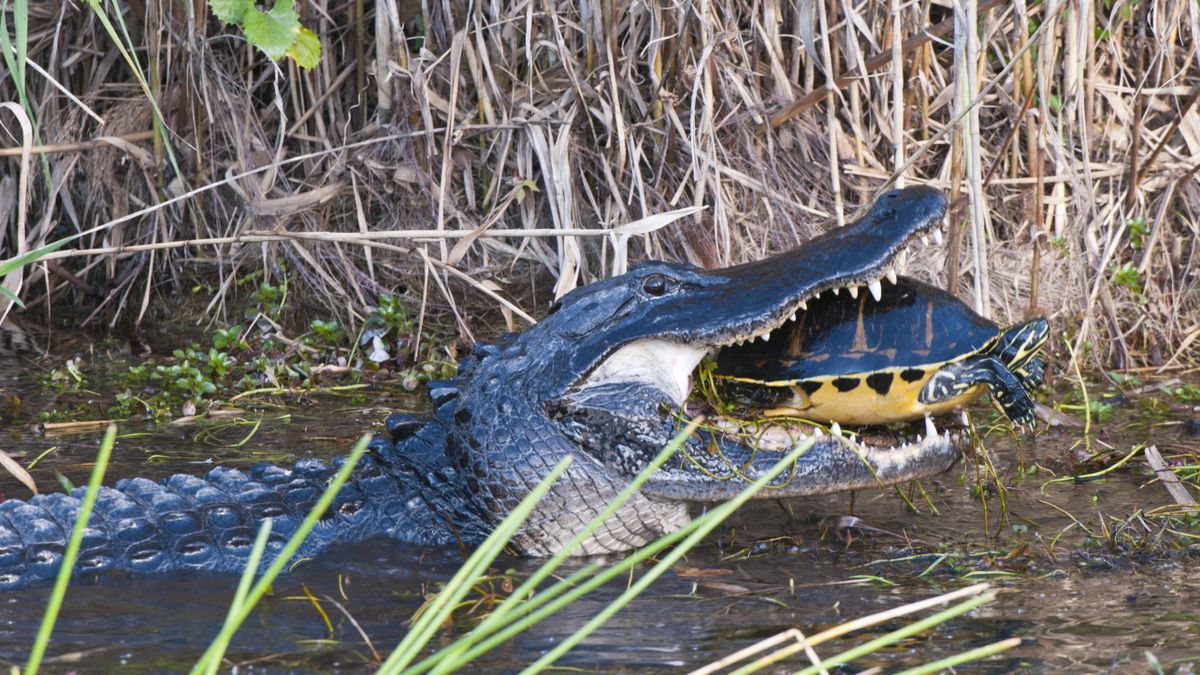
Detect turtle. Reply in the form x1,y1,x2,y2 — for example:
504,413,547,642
712,275,1049,426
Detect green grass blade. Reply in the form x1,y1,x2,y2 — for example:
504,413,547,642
417,431,820,674
520,434,823,674
416,418,704,672
895,636,1022,675
0,236,73,276
378,455,574,673
0,1,25,97
25,424,117,675
201,518,275,675
428,518,691,671
424,512,695,673
190,435,372,674
80,0,184,184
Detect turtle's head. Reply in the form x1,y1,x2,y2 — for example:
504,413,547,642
526,186,948,403
995,317,1050,371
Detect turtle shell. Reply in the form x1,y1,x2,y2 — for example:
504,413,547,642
716,276,999,384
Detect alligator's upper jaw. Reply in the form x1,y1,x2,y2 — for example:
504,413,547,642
572,186,948,405
677,185,948,347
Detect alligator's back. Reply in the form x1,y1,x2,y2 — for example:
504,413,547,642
0,435,469,589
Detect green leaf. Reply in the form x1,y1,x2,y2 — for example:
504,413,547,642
208,0,251,24
285,26,321,70
0,236,73,276
242,0,300,61
0,287,23,308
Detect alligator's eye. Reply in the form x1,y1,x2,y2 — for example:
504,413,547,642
642,274,671,297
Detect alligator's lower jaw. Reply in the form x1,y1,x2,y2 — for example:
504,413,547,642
696,412,967,495
705,414,965,454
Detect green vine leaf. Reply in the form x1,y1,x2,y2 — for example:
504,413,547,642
209,0,322,69
286,26,321,70
209,0,251,24
241,0,300,60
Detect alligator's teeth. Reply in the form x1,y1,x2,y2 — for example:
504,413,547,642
961,410,970,426
832,287,840,296
830,421,842,437
886,269,898,284
798,300,807,310
868,279,882,302
925,414,937,440
848,286,859,299
761,332,770,342
813,291,821,299
921,235,930,246
932,229,944,245
915,432,923,443
790,312,798,322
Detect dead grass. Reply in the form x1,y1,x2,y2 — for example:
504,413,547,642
0,0,1196,369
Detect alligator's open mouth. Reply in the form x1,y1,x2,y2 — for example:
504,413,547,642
576,187,950,425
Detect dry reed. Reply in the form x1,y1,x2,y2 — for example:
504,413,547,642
0,0,1196,370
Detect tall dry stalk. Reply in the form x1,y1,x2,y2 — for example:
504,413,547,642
0,0,1194,369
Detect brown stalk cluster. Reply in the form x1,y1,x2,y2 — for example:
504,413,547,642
0,0,1196,370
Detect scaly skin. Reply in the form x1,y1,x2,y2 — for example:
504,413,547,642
0,438,468,589
0,186,960,587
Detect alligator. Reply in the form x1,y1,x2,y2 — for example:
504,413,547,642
0,186,959,589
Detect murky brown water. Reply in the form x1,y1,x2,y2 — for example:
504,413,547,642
0,327,1197,672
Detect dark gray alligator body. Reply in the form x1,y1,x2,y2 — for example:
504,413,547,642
0,187,962,588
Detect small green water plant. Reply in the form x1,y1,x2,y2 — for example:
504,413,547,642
94,292,451,418
1110,262,1142,294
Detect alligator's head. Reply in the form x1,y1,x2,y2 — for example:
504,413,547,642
529,186,949,407
444,186,963,555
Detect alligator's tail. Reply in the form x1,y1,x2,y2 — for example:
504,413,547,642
0,436,458,589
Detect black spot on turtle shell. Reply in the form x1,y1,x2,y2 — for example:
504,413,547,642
900,368,926,383
798,380,823,397
865,372,894,396
832,377,860,392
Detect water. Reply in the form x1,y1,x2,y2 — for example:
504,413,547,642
1,326,1197,672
